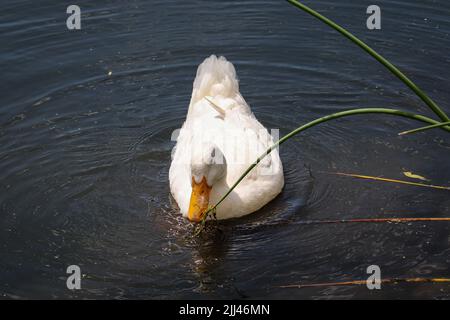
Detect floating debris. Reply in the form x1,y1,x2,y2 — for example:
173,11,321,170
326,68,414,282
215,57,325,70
328,172,450,191
403,171,429,181
279,277,450,289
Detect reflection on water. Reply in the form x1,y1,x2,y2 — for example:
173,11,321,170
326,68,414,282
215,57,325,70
1,0,450,299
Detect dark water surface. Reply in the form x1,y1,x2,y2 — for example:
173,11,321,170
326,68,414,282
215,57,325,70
1,0,450,299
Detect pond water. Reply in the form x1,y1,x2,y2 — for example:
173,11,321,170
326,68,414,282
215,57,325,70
1,0,449,299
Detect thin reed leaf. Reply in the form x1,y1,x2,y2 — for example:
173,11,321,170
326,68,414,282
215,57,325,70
399,121,450,136
298,217,450,224
329,172,450,191
199,108,449,225
287,0,450,123
279,278,450,289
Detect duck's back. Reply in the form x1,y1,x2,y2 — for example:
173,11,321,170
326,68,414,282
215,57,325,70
169,55,284,219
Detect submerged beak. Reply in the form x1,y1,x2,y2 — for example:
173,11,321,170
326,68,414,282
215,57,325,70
188,176,212,222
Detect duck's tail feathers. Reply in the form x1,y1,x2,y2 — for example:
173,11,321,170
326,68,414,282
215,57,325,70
191,55,239,104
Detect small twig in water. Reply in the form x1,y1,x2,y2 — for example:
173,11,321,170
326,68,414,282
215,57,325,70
297,217,450,225
279,278,450,289
325,172,450,191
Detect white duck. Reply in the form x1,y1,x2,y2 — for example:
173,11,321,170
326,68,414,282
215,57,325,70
169,55,284,222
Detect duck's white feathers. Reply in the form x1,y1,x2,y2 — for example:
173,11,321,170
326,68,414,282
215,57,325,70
169,55,284,219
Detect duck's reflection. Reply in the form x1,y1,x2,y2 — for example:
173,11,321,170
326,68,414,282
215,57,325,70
192,223,227,268
188,222,239,295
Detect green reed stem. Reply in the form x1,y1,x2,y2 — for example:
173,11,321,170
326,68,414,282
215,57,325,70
200,108,448,222
398,121,450,136
286,0,449,123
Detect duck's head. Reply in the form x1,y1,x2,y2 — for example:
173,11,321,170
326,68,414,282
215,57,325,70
188,142,226,222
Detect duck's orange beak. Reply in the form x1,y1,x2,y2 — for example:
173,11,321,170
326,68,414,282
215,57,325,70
188,176,212,222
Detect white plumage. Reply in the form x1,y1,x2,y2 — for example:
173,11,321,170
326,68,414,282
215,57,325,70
169,55,284,220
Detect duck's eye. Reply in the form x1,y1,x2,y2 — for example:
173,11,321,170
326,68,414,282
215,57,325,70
211,148,216,158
